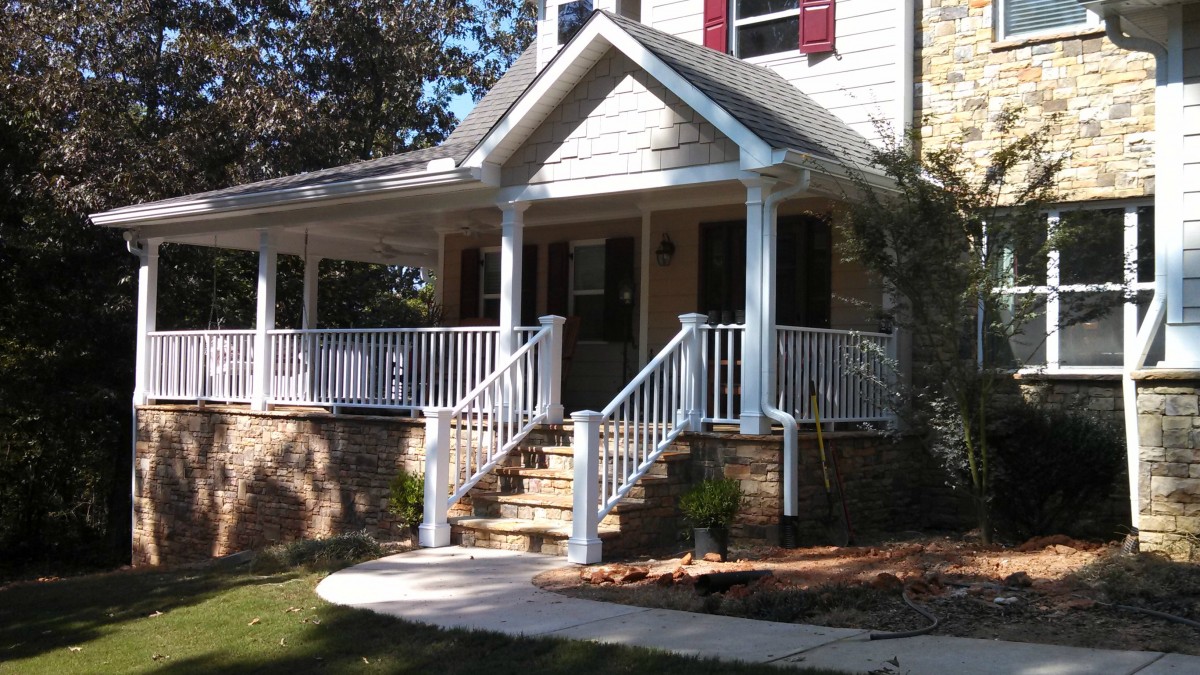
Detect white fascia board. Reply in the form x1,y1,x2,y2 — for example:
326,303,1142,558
773,149,897,192
89,165,479,230
464,12,774,172
498,161,749,202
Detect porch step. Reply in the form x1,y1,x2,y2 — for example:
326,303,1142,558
449,516,619,556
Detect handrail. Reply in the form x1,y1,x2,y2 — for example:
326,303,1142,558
567,313,706,564
145,330,255,402
419,316,565,548
777,325,895,424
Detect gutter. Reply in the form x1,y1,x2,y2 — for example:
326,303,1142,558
759,169,811,520
90,162,479,229
1105,13,1168,544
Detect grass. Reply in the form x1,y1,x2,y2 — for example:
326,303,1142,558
0,550,847,674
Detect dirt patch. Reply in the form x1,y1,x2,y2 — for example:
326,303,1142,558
534,536,1200,655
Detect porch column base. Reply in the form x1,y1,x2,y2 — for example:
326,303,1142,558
546,404,565,425
739,413,771,435
567,537,602,564
419,523,451,548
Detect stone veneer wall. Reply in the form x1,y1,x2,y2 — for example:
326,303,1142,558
1013,376,1125,425
1135,377,1200,559
134,406,427,566
918,0,1155,200
676,431,935,546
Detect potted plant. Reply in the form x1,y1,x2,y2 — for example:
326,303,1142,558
388,468,424,540
679,477,743,559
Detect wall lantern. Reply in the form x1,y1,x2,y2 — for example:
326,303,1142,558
655,234,675,267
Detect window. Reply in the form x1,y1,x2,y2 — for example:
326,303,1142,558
706,0,834,58
480,249,501,320
997,0,1098,40
558,0,592,45
571,242,606,341
995,203,1161,371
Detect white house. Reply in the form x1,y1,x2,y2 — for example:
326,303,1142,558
91,0,1200,563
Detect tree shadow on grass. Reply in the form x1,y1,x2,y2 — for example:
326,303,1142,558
0,564,295,663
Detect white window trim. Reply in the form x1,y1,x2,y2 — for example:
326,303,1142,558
995,0,1100,41
570,239,606,343
730,1,801,60
480,247,501,319
996,202,1152,375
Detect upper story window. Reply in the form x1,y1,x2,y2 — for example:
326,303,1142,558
997,0,1098,40
707,0,834,59
558,0,592,45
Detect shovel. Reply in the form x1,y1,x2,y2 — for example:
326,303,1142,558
810,380,855,546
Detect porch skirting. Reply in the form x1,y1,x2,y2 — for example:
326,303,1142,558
134,406,945,566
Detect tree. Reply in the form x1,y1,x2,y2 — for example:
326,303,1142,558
838,109,1114,543
0,0,533,571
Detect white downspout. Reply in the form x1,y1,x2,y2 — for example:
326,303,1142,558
760,170,811,520
1106,14,1167,544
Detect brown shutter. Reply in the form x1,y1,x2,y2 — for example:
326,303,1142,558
459,247,480,319
703,0,727,53
799,0,836,54
547,242,570,316
522,244,538,326
603,237,635,343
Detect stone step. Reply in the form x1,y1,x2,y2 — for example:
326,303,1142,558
450,516,619,556
473,491,648,511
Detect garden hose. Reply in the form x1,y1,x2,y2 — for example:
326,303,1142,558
869,591,941,640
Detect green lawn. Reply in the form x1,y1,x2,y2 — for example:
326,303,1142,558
0,560,846,674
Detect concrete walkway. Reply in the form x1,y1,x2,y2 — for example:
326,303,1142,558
316,546,1199,674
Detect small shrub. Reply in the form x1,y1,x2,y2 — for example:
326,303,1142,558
679,478,743,530
388,468,424,528
252,530,382,573
987,401,1125,539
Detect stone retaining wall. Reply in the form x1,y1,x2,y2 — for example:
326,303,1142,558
134,406,426,565
1135,377,1200,559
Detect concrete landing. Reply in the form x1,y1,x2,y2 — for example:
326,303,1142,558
316,547,1199,674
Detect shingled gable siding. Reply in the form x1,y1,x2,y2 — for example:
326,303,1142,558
500,49,739,187
918,0,1155,201
1183,5,1200,322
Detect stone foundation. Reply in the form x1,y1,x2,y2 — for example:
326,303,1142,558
1134,374,1200,559
134,406,426,565
1013,375,1124,425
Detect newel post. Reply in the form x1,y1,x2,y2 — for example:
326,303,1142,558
419,408,453,548
539,315,566,424
568,411,602,564
679,313,708,430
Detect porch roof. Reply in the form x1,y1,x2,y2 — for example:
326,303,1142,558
90,11,884,261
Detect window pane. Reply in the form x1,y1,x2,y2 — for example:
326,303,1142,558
736,0,798,19
573,245,605,291
990,217,1047,286
574,295,605,341
558,0,593,45
1059,291,1123,366
1138,206,1155,284
482,252,501,295
735,16,800,58
1003,0,1086,36
1059,208,1123,285
994,294,1046,367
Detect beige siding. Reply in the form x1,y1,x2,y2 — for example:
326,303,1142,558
501,49,739,187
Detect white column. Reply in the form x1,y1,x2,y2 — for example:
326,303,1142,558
639,208,652,366
419,408,453,547
252,230,277,411
498,201,529,362
133,238,160,406
302,255,321,330
740,178,775,434
568,410,603,564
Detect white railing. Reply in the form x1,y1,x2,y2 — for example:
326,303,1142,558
267,326,521,412
419,316,565,548
567,313,706,564
146,330,255,402
699,323,745,424
777,325,896,424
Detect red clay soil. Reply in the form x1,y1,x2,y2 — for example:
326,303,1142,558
534,535,1200,656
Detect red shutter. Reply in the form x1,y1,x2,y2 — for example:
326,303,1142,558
546,242,570,316
459,248,480,319
799,0,835,54
703,0,727,53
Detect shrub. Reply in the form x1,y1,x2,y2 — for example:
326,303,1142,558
987,401,1125,539
252,530,382,573
388,468,424,528
679,478,743,530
